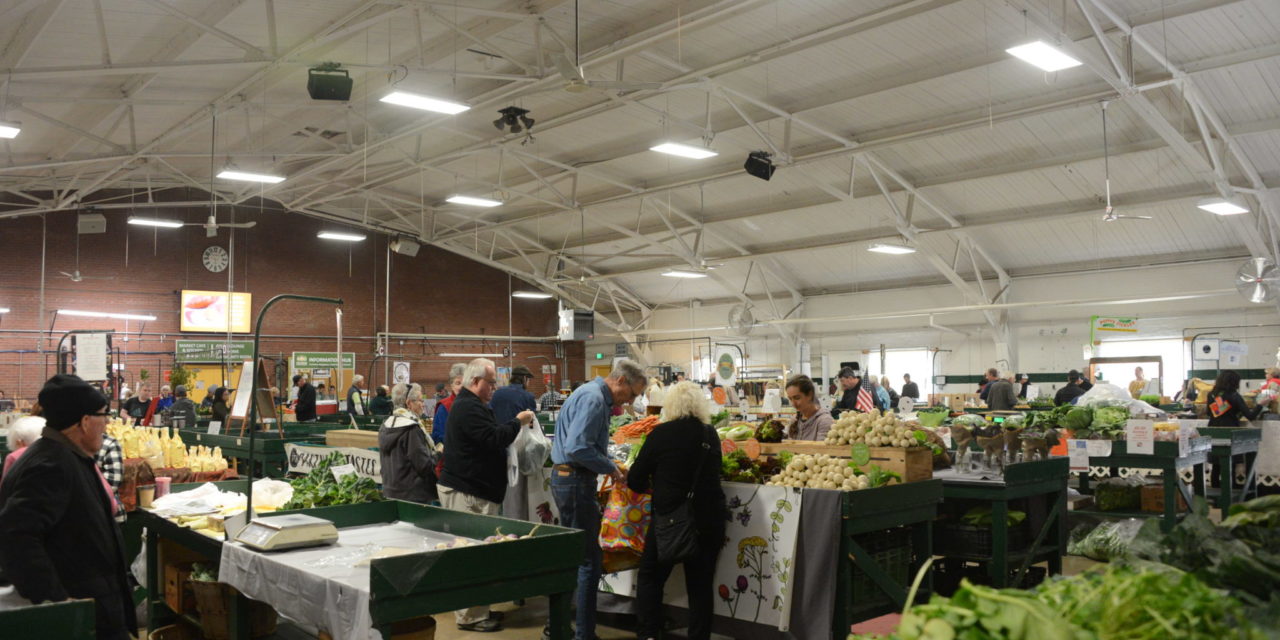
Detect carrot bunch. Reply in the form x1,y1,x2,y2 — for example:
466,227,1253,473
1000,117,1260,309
612,415,660,443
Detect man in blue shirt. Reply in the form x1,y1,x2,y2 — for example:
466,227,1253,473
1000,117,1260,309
491,365,537,424
550,359,646,640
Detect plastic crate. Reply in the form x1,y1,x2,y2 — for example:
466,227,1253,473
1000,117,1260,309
935,522,1028,557
848,528,913,617
931,559,1047,596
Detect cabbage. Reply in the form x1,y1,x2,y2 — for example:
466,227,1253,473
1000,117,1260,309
1063,407,1094,431
1092,406,1129,430
951,414,989,427
725,425,755,441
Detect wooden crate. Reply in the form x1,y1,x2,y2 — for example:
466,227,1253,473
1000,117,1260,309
1140,484,1187,513
163,563,196,615
325,429,379,448
849,447,933,485
758,441,850,457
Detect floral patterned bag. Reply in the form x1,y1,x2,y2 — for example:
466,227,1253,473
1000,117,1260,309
598,477,652,570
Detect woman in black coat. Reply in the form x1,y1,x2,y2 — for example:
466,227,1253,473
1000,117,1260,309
1206,370,1262,426
627,381,725,640
211,386,231,423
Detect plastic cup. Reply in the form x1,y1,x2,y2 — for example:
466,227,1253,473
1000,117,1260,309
155,476,172,498
138,485,155,508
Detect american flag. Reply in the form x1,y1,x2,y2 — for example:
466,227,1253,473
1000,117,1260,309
856,378,876,412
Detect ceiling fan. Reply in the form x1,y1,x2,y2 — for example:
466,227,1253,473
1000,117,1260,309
1099,101,1151,222
176,214,257,238
548,1,662,94
60,231,114,282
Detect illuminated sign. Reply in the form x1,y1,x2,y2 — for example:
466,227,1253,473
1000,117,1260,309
180,290,252,333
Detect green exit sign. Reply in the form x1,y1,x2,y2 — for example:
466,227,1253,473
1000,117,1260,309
595,353,604,360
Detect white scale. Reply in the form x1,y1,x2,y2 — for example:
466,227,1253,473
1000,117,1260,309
234,513,339,552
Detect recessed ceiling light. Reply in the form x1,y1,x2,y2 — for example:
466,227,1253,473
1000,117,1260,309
446,195,502,207
217,169,285,184
868,243,917,255
380,91,470,114
512,291,553,299
58,309,157,321
650,142,718,159
0,121,20,139
661,269,709,278
1006,41,1083,72
317,231,367,241
128,217,184,228
1196,197,1249,216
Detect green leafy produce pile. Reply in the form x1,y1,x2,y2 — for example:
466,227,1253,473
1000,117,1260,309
720,449,764,483
754,418,786,443
282,451,383,509
1138,394,1162,407
710,409,730,429
960,506,1026,528
609,414,634,434
1025,405,1071,430
1059,406,1127,440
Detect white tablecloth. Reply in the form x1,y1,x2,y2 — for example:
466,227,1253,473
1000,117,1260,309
219,521,465,640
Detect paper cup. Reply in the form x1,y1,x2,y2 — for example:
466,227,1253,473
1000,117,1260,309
138,485,155,508
155,476,172,498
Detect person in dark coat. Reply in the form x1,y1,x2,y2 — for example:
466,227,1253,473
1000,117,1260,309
210,385,231,423
379,383,438,503
628,382,725,640
293,374,317,422
368,385,394,416
901,374,920,401
491,365,538,425
1054,370,1087,406
0,374,137,640
1206,370,1263,427
832,366,863,417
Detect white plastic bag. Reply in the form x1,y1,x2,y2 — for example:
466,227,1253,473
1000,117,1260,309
519,418,551,476
507,423,530,486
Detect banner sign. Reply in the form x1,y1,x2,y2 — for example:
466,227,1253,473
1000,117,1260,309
75,332,110,382
175,340,254,363
285,443,380,481
291,352,355,369
180,290,252,333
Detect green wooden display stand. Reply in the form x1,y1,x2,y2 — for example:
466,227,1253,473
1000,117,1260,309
1199,426,1261,510
934,458,1068,589
832,479,943,635
176,429,323,477
1074,437,1211,532
0,598,96,639
141,490,583,639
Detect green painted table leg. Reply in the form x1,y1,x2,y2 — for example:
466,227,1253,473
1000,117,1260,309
1161,471,1179,533
1217,453,1234,510
989,501,1008,588
548,591,572,640
1048,489,1065,577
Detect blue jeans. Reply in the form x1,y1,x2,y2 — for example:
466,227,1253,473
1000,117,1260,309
551,470,602,640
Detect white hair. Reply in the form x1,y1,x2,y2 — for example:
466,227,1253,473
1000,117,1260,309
1001,370,1016,381
391,382,423,408
463,358,495,387
660,381,712,424
608,358,646,388
7,416,45,451
352,374,364,384
448,363,466,379
160,385,171,393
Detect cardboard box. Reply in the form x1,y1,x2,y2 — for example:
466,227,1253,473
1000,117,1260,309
1140,484,1188,513
164,563,196,615
324,429,378,448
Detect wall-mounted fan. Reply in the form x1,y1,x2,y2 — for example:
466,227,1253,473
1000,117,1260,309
1236,257,1280,303
727,303,755,336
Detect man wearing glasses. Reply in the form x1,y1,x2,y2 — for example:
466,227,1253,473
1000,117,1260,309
0,374,136,639
437,358,535,633
549,359,646,640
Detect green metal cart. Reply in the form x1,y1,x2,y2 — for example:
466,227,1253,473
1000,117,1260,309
0,598,96,639
1199,426,1261,510
1074,437,1211,532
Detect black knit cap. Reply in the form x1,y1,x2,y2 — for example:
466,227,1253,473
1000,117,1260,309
38,374,109,430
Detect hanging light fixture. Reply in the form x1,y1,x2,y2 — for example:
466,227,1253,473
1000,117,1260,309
217,169,286,184
1006,41,1082,72
493,106,534,134
650,142,718,159
446,195,502,207
0,121,19,139
868,242,917,255
380,90,470,114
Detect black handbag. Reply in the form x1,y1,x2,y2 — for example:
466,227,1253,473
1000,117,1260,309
654,426,713,565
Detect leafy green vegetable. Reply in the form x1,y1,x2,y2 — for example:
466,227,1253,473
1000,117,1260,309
1063,407,1093,431
190,563,218,582
626,434,645,466
960,506,1026,528
776,450,794,469
1139,394,1162,406
865,465,901,489
754,419,785,443
710,410,730,429
724,424,755,441
282,451,383,510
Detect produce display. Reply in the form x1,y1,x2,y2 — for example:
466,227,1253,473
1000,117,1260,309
719,448,776,484
609,414,634,433
108,420,229,472
280,451,382,510
763,453,900,490
754,417,786,443
824,410,928,448
717,422,757,441
612,415,659,443
1139,394,1162,407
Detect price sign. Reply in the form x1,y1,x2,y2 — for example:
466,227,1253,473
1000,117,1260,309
208,421,222,435
1126,420,1154,455
330,463,357,482
1068,439,1090,472
1085,440,1113,457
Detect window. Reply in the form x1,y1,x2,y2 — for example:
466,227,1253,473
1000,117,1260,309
883,349,935,398
1094,338,1186,398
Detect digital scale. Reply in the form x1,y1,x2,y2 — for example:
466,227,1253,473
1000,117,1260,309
234,513,339,551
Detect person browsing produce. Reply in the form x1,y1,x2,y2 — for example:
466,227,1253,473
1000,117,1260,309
986,370,1018,411
551,359,646,640
368,384,394,416
293,374,317,422
1206,370,1263,427
785,374,833,440
378,383,439,504
438,359,533,633
431,363,466,447
1054,370,1086,406
0,374,137,640
627,382,725,640
491,364,537,425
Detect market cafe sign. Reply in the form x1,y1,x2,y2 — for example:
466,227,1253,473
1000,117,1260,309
1091,315,1137,342
292,352,355,370
175,340,254,363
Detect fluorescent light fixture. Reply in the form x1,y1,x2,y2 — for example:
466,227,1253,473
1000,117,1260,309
1197,197,1249,216
217,169,286,184
380,91,470,114
0,308,9,314
650,142,718,159
661,269,709,279
512,291,553,299
439,353,505,358
0,121,19,139
868,243,917,255
58,309,157,321
446,195,502,207
317,231,367,241
1006,41,1083,72
128,216,183,228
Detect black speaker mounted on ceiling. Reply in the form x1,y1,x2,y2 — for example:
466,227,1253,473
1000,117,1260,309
307,68,353,101
744,151,776,181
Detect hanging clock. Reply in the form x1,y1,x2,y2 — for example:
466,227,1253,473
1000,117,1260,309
202,245,229,273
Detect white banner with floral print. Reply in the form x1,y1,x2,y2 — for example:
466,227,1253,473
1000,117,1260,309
599,482,804,631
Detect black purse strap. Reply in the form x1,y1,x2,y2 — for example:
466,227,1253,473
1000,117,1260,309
685,424,714,500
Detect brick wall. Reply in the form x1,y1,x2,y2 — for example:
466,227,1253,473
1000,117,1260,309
0,201,585,403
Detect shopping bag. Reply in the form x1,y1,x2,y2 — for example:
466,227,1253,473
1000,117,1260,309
518,418,551,475
598,479,652,557
507,422,530,486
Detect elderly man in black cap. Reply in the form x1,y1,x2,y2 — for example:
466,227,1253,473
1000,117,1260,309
490,364,538,426
0,374,137,639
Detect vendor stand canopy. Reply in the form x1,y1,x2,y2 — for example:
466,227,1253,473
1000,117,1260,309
2,0,1280,329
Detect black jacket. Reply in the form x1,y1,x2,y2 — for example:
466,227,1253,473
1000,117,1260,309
439,387,521,504
379,413,438,503
0,428,136,638
901,382,920,399
627,417,725,528
1207,390,1262,427
1054,384,1085,406
295,383,317,421
211,400,230,423
346,385,366,416
171,397,197,427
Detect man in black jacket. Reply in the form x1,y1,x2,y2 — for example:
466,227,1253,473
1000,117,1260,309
293,374,317,422
438,358,534,633
0,374,137,639
1054,370,1087,406
833,367,863,417
901,374,920,401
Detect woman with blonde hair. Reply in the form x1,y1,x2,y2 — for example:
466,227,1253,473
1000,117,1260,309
627,381,724,640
